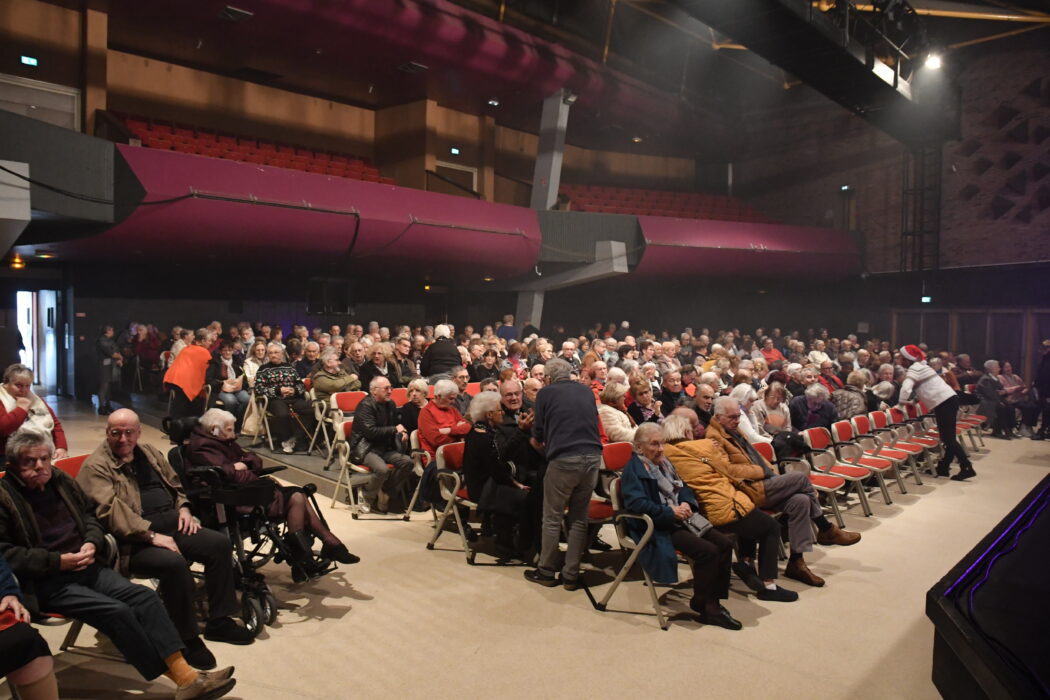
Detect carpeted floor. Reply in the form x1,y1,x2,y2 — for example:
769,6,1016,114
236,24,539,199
5,398,1048,699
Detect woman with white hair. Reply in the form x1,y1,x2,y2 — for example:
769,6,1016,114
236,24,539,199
186,409,358,568
398,377,430,435
728,383,770,444
976,359,1016,438
462,391,531,558
419,324,462,382
418,378,471,459
749,382,791,438
597,382,637,443
0,364,68,460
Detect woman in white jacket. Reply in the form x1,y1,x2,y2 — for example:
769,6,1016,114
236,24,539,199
729,383,772,444
597,381,637,444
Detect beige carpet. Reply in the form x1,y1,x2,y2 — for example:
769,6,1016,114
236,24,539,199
6,403,1048,699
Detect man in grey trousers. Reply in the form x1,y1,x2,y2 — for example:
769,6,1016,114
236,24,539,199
524,358,603,589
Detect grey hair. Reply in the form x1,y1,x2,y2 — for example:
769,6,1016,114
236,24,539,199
661,414,694,443
199,408,236,433
957,353,970,361
607,367,628,385
6,426,54,465
713,396,740,416
620,359,639,375
468,391,502,422
434,324,451,339
805,383,830,400
728,384,756,405
369,375,392,391
267,343,287,361
698,372,721,389
633,421,664,451
433,379,459,398
319,347,341,363
305,341,320,351
600,381,628,405
3,363,33,384
407,377,429,395
984,359,999,372
545,358,573,383
878,363,894,375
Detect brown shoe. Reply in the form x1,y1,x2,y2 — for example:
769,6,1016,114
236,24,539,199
174,674,236,700
784,558,825,587
816,525,861,547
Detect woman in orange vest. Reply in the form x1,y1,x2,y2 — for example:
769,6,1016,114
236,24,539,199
163,328,214,418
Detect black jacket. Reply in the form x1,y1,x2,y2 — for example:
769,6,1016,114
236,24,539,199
0,469,108,616
206,355,245,393
349,396,402,459
420,338,461,378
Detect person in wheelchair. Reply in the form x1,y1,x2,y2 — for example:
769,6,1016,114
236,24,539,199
77,409,254,671
186,409,359,569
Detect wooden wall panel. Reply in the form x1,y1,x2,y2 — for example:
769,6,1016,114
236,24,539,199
0,0,83,91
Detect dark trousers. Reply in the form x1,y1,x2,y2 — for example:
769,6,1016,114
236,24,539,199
935,395,971,469
268,396,316,444
1011,401,1040,428
991,402,1016,434
718,509,781,581
35,564,183,680
128,524,239,641
669,526,732,606
166,383,204,418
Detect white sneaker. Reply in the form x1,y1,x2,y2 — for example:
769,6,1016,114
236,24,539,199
281,439,296,454
357,501,371,514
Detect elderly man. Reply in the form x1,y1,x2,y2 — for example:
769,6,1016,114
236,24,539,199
524,358,602,589
559,341,582,373
658,370,684,417
341,341,367,379
705,398,860,587
78,409,253,668
529,363,546,382
523,377,543,404
1,427,236,698
393,336,415,384
348,376,415,514
496,378,543,554
450,366,472,415
789,383,839,431
817,360,844,394
254,344,317,454
693,382,717,428
420,325,462,383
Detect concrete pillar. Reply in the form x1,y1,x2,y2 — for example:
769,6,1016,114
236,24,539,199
515,290,545,334
81,6,108,135
529,89,571,211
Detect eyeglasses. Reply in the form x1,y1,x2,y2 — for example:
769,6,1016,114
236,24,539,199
107,428,140,438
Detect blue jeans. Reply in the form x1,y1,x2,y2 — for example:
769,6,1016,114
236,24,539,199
538,452,601,581
219,389,251,421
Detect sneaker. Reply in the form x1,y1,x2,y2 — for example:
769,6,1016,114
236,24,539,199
203,617,254,645
732,561,764,592
756,585,799,602
281,438,296,454
182,637,216,670
523,569,559,587
174,674,236,700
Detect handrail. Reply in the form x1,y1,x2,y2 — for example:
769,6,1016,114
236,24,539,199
425,169,481,199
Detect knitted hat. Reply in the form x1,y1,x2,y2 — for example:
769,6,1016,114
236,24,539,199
899,344,925,362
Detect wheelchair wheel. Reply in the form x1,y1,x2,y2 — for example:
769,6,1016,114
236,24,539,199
261,591,279,626
242,595,265,637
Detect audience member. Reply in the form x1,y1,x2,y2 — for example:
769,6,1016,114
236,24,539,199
163,329,213,418
310,347,361,404
348,377,415,514
0,553,59,700
398,378,429,436
0,364,67,460
253,344,317,454
789,383,838,431
597,382,637,443
205,342,249,428
418,379,471,460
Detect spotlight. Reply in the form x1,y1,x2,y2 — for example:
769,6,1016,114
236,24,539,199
631,136,643,143
562,92,577,106
423,283,431,292
482,276,494,283
10,254,25,270
840,184,851,191
925,53,942,70
487,98,500,107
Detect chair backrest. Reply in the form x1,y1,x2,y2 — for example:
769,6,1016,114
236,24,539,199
852,414,872,435
602,442,634,472
751,441,775,464
436,441,465,470
830,420,854,443
888,407,906,425
54,454,89,479
465,382,481,396
302,377,313,391
332,391,367,413
390,387,409,407
341,418,354,442
903,403,919,420
869,411,890,429
609,476,624,513
427,384,436,399
802,427,833,451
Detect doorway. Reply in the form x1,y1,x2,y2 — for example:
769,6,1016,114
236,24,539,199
16,289,58,395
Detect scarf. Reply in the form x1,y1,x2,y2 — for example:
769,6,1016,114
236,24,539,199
0,384,54,433
640,454,711,536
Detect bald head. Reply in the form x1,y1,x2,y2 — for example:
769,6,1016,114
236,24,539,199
106,408,142,462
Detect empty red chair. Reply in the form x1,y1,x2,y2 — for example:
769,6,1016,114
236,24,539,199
802,427,874,516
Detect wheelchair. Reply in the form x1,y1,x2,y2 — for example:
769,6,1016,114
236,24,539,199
162,417,337,635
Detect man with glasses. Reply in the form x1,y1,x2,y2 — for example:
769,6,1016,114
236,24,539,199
0,426,237,698
348,377,414,514
450,367,472,415
78,409,253,670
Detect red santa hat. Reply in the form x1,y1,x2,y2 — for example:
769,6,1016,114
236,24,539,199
899,344,925,362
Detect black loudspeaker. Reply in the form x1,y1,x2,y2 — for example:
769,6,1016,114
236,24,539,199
306,277,353,315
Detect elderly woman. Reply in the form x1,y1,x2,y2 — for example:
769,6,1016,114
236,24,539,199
749,382,791,438
187,409,358,566
661,414,796,603
310,347,361,404
999,361,1040,436
619,422,741,630
977,360,1018,438
206,341,250,427
501,342,527,379
0,554,59,699
397,377,429,436
728,383,770,445
462,391,531,557
243,340,267,388
832,370,869,420
627,379,662,425
0,364,67,460
418,378,472,459
598,382,637,444
808,339,831,367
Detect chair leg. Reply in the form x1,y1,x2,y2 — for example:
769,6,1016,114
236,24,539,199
642,570,669,631
826,491,845,528
330,462,349,509
853,480,873,516
427,497,455,549
892,462,909,493
597,541,646,610
60,619,84,651
263,416,274,452
403,474,425,522
874,471,892,505
450,502,474,563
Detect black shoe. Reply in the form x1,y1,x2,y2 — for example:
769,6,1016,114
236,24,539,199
321,542,360,565
523,569,559,587
1032,431,1046,441
183,637,217,670
935,464,951,478
756,585,799,603
732,561,764,592
203,617,254,645
691,602,743,631
589,535,613,552
464,527,479,543
950,467,977,481
560,575,580,591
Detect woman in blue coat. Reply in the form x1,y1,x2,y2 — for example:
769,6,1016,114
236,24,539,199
619,422,741,630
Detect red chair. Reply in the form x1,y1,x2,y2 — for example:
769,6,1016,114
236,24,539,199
330,418,405,520
752,442,845,528
426,442,478,564
464,382,481,397
801,428,874,516
586,442,635,536
53,454,89,479
850,414,922,486
326,391,368,468
390,387,409,407
829,420,902,503
868,411,935,465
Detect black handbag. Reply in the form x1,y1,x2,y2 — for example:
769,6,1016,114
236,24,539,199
478,479,526,515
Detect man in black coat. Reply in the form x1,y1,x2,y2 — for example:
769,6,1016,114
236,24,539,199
348,376,415,513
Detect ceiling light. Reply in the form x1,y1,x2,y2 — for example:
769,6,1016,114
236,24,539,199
423,283,431,291
482,276,494,283
840,184,851,191
487,98,500,107
925,53,942,70
35,251,55,259
10,254,25,270
631,136,643,143
562,92,577,106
